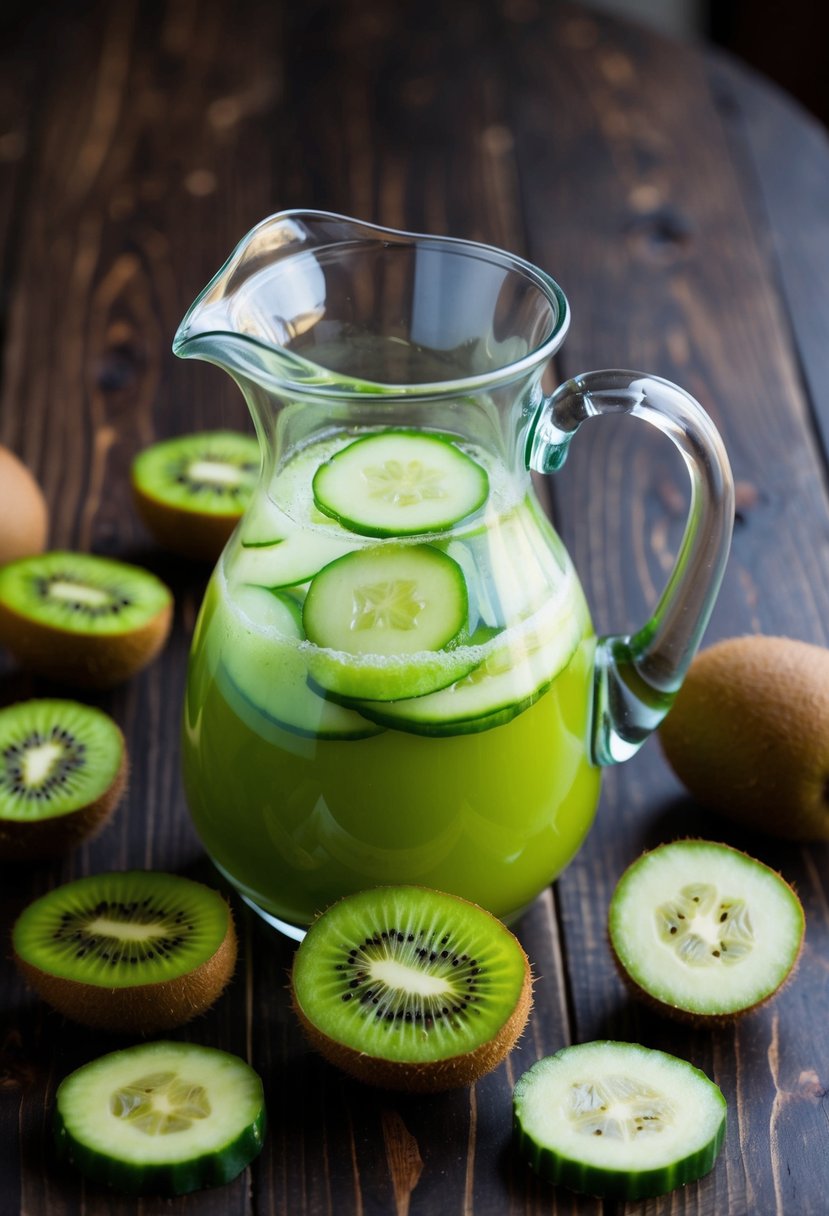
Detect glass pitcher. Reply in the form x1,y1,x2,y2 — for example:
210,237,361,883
175,211,733,940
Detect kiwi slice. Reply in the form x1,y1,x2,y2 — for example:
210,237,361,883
290,885,532,1093
12,870,237,1032
132,431,260,562
0,698,127,860
0,551,173,688
55,1040,265,1195
513,1041,726,1200
608,841,805,1021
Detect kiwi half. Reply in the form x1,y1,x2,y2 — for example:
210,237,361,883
132,431,260,562
0,551,173,688
12,870,237,1032
0,698,127,860
291,885,532,1093
608,841,805,1022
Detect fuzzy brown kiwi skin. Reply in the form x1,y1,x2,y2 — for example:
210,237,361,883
0,599,173,689
659,635,829,842
13,905,237,1034
607,840,806,1026
132,484,241,563
291,888,534,1094
0,745,128,863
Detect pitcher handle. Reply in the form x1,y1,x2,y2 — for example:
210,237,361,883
527,369,734,766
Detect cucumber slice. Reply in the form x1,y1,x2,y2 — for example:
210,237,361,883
354,582,585,736
231,528,353,590
312,430,489,537
513,1041,726,1201
608,841,805,1020
303,544,474,701
55,1040,265,1196
225,584,383,739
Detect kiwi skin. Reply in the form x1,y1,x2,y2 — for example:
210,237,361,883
0,445,48,564
0,732,128,863
291,888,534,1094
608,840,805,1026
132,488,239,564
659,635,829,841
13,895,238,1034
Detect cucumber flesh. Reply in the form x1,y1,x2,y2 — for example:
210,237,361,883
224,584,383,739
55,1040,265,1196
303,544,474,700
312,429,489,537
513,1041,726,1201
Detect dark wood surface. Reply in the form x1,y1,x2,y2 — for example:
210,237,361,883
2,2,828,1213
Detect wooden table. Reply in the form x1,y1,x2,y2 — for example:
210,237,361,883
2,2,828,1213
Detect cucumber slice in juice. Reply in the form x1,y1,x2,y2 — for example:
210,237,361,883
55,1040,265,1196
513,1041,726,1201
312,429,489,537
303,543,474,700
354,578,585,736
231,528,353,590
224,584,382,739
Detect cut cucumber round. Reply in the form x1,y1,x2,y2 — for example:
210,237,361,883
224,584,383,739
303,544,474,701
608,840,805,1021
55,1040,265,1195
231,528,353,590
312,430,489,537
354,581,585,736
513,1041,726,1201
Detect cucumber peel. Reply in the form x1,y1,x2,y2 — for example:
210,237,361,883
514,1041,726,1201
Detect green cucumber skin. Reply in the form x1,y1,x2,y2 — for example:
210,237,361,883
514,1118,725,1202
354,677,553,737
54,1107,266,1197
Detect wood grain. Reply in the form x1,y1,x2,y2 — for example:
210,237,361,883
1,2,828,1214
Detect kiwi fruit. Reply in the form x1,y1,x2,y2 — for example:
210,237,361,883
608,840,804,1022
0,444,48,563
290,885,533,1093
0,551,173,688
0,698,127,860
132,431,260,562
659,635,829,841
12,870,237,1032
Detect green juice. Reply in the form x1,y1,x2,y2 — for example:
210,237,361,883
181,431,601,931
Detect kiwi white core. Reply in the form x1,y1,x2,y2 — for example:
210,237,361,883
49,580,112,608
370,958,453,998
188,460,245,488
21,742,65,787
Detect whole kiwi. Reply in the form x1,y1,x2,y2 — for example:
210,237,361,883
659,635,829,841
0,445,48,564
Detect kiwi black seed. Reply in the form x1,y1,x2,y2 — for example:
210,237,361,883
132,431,260,562
0,551,173,688
291,885,533,1093
0,698,127,860
12,870,237,1032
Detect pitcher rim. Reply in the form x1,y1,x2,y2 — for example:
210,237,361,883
173,210,572,399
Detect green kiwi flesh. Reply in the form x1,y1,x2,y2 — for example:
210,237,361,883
291,885,532,1093
0,551,173,687
0,698,127,859
608,841,805,1022
132,431,260,561
12,870,237,1032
